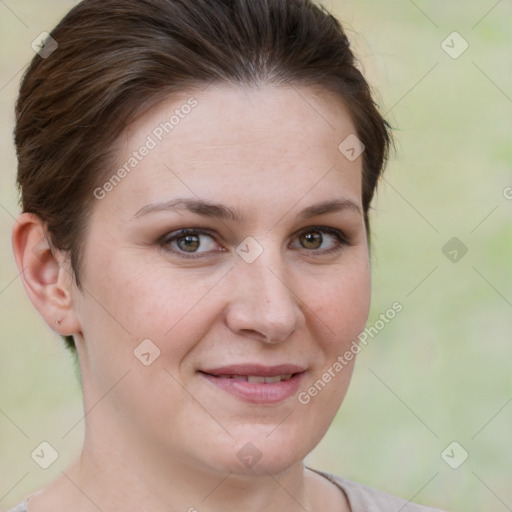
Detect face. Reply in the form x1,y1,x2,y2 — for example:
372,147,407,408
72,84,371,477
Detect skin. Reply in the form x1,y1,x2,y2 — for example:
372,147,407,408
12,84,371,512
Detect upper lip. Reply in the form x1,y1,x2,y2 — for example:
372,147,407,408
200,364,306,377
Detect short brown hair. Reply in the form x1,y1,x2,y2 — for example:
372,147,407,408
14,0,392,352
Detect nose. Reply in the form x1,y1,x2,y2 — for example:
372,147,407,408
224,247,305,344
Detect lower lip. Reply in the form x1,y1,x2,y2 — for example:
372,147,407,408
200,372,305,404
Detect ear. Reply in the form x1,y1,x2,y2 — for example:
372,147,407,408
11,212,81,336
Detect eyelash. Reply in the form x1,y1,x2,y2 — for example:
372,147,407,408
159,226,352,259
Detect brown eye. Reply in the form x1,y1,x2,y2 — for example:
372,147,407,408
300,230,323,250
160,228,220,258
291,226,351,255
176,233,200,252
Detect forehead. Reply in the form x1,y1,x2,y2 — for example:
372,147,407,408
96,84,363,220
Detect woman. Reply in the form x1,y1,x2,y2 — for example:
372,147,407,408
9,0,445,510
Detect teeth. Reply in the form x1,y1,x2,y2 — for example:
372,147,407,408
260,375,281,383
247,376,266,383
216,374,293,383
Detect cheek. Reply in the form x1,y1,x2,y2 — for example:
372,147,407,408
83,256,223,361
296,265,370,431
310,258,371,348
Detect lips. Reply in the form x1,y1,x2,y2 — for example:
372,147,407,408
199,364,306,404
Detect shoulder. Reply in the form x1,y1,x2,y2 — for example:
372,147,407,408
4,503,27,512
308,467,447,512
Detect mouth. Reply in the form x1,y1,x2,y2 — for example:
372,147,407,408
210,374,294,383
198,364,306,404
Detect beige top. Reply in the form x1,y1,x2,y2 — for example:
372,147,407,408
5,467,446,511
309,468,446,511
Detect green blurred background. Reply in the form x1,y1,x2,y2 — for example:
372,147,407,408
1,1,510,511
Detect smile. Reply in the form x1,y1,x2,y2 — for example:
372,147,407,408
199,365,306,404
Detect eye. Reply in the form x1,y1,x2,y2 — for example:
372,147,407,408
160,228,222,258
290,226,351,254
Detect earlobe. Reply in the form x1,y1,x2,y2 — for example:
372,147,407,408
11,212,80,336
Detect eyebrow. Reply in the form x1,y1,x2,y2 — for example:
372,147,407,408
132,197,362,222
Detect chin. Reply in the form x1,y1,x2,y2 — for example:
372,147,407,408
210,427,317,477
